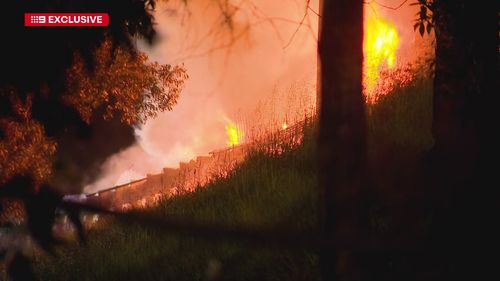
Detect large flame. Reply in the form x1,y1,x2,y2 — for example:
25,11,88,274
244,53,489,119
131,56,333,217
225,120,243,146
363,13,400,95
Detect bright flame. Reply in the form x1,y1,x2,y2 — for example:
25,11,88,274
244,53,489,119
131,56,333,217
225,120,243,146
363,13,400,95
282,123,288,130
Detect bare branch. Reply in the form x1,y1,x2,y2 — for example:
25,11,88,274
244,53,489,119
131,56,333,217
283,10,309,49
363,0,409,10
283,0,313,49
307,6,321,18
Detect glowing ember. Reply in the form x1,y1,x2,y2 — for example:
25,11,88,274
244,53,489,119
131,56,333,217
225,120,243,146
363,14,400,95
282,123,288,130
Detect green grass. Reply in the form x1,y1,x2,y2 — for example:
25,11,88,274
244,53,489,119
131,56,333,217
33,72,433,281
367,73,433,152
34,122,321,281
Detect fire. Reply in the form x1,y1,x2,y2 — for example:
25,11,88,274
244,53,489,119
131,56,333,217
225,120,243,146
363,13,400,95
282,123,288,130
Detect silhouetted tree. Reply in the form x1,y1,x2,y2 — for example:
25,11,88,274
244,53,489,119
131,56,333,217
317,0,366,280
1,1,187,194
414,0,499,279
0,1,187,279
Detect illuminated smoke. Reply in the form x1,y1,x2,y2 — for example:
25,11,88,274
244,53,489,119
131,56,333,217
84,1,429,194
84,0,319,193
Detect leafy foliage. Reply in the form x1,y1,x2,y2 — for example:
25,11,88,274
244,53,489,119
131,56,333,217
64,38,187,125
0,41,187,190
0,94,56,187
0,1,188,279
0,1,174,189
411,0,435,36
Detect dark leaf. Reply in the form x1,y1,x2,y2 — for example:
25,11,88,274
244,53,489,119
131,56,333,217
426,23,433,34
419,23,425,36
420,7,428,20
414,22,420,31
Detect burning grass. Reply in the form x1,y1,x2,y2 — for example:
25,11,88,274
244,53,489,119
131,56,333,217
33,68,432,281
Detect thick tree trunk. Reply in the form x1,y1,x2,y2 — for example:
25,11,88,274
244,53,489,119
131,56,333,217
430,0,499,279
317,0,366,280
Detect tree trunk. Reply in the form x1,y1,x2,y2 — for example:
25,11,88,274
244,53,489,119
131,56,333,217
317,0,366,280
429,0,499,279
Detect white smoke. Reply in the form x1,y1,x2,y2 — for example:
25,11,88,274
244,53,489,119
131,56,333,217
83,0,319,193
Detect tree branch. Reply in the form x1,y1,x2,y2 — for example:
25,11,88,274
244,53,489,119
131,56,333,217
363,0,409,10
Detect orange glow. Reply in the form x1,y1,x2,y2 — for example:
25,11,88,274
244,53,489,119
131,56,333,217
282,123,288,130
363,12,400,96
225,120,243,146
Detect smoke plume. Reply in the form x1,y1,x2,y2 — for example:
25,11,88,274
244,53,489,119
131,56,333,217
84,0,427,193
84,0,320,193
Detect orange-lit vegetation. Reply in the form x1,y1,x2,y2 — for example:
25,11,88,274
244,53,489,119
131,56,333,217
64,38,188,125
34,69,434,280
0,94,56,186
0,39,187,188
5,0,495,279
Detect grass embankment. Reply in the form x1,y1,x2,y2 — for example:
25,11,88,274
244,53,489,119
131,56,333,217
34,73,432,281
35,122,321,281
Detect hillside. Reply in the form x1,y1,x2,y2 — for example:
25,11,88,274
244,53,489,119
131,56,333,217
33,73,432,281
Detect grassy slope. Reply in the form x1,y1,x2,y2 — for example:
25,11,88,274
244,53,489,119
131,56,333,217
34,74,432,281
35,124,321,281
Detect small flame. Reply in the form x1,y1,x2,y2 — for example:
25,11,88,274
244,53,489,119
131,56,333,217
363,13,400,95
282,123,288,130
225,120,242,146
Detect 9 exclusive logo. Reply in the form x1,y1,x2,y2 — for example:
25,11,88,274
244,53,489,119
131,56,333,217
25,13,109,26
